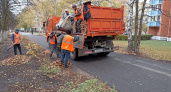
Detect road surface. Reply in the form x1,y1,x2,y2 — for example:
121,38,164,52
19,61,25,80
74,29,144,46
20,32,171,92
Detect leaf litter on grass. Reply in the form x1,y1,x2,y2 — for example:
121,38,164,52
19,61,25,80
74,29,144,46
0,55,30,66
39,59,72,79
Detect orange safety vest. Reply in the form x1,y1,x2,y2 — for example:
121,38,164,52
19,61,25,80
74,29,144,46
50,35,57,45
13,33,20,44
74,8,84,21
61,35,74,52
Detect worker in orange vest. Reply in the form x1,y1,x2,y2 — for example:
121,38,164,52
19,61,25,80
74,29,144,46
11,29,22,55
59,30,79,68
72,5,83,33
49,32,61,59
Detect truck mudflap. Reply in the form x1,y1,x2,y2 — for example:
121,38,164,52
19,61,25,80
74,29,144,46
84,46,119,55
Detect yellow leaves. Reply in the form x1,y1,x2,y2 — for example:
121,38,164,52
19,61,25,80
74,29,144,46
26,43,38,58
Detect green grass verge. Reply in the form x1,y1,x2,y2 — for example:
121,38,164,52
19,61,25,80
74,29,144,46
114,40,171,61
58,79,116,92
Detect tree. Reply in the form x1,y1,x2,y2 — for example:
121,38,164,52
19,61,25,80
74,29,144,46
134,0,139,53
0,0,18,42
142,23,147,34
127,0,134,52
137,0,147,53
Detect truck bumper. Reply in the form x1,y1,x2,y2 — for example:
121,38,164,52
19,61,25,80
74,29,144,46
84,46,119,55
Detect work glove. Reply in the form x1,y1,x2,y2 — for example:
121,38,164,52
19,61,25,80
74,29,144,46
12,41,15,45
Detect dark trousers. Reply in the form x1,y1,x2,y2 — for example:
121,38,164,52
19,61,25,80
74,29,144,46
50,44,60,58
31,31,33,35
60,50,70,67
13,44,22,55
75,19,83,33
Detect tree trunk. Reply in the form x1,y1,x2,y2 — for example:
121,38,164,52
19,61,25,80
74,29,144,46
137,0,147,53
0,30,5,43
0,30,2,43
134,0,139,53
127,0,134,52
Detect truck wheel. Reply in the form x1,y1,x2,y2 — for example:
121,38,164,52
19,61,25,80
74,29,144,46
70,49,78,60
97,52,110,56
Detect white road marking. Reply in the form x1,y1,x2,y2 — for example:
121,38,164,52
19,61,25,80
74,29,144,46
135,60,171,71
115,58,171,78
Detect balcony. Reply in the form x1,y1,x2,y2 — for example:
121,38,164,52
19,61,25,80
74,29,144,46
150,0,162,5
149,10,161,16
147,21,160,27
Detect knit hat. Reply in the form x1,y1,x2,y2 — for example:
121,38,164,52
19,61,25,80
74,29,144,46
66,30,71,34
15,29,19,32
72,5,77,8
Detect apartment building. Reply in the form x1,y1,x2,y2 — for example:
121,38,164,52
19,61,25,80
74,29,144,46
147,0,171,41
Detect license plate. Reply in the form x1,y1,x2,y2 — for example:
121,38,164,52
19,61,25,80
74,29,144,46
95,49,103,52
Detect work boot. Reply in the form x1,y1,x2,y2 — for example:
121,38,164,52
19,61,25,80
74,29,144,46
50,53,53,59
19,51,22,55
64,65,69,68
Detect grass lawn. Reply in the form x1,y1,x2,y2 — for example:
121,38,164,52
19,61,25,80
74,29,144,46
114,40,171,61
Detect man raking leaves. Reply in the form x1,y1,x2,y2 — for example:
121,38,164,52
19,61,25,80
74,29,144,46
10,29,22,55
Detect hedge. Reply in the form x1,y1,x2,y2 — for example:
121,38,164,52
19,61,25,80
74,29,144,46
115,35,153,40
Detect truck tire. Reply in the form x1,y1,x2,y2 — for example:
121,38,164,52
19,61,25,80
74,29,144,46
70,49,78,60
97,52,110,56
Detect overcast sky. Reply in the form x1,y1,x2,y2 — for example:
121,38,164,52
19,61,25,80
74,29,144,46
10,0,27,15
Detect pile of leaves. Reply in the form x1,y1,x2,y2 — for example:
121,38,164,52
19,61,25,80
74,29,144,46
0,55,30,66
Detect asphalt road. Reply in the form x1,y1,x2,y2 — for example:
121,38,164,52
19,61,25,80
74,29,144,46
20,32,171,92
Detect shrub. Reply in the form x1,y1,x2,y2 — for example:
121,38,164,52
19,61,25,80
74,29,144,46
141,35,153,40
115,35,153,41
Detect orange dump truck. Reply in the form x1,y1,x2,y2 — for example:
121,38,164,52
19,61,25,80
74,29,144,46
43,15,60,39
43,1,125,60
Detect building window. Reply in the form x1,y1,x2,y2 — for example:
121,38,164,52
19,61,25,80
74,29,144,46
151,5,160,10
152,16,154,21
158,4,161,10
157,16,160,21
151,16,155,21
151,5,155,10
